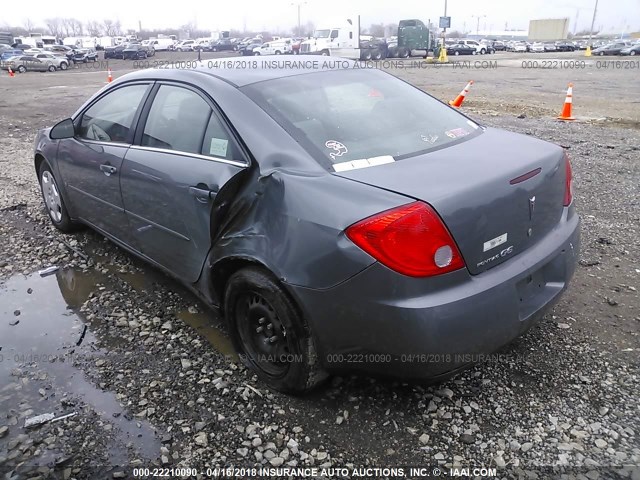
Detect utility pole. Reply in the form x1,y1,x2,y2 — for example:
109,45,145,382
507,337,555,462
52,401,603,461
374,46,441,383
588,0,598,45
291,2,307,35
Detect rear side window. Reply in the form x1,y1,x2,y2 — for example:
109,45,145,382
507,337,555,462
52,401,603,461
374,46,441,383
142,85,240,160
242,69,480,166
78,84,148,143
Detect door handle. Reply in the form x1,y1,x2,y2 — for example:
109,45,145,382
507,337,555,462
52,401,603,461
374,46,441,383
100,164,117,176
189,185,217,201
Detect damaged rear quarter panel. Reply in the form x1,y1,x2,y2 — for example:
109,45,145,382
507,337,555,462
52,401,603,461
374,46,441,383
204,78,411,290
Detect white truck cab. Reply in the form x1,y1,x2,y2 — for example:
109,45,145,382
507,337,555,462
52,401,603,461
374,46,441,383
300,19,359,56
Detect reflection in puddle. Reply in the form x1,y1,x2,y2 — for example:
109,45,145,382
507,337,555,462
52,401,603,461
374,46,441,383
0,270,161,462
176,310,238,361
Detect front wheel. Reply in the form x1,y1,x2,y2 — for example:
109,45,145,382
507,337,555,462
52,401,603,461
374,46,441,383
60,62,68,70
275,50,282,55
48,65,56,72
480,48,486,54
38,163,77,232
225,267,327,394
320,49,329,56
630,50,636,56
454,51,460,56
17,65,26,73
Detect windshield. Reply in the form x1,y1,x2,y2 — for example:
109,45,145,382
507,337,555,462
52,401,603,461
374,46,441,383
242,69,481,167
314,29,330,38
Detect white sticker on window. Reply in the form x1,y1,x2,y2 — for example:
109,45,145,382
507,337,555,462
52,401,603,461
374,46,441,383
333,155,395,172
209,138,228,157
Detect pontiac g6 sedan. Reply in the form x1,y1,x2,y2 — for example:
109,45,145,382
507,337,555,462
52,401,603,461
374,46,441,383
34,57,580,393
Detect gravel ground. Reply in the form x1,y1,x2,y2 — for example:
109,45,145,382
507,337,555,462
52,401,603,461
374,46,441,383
0,59,638,480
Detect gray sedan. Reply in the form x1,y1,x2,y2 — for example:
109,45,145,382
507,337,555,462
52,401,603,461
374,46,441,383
34,58,580,393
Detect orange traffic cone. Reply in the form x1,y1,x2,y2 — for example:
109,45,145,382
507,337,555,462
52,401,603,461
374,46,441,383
8,67,15,77
107,68,113,83
449,80,474,108
557,83,575,121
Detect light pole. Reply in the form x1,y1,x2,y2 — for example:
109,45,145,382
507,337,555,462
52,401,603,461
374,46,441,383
472,15,486,37
291,2,307,36
588,0,598,45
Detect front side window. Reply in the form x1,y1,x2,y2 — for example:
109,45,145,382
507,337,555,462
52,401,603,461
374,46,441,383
78,84,148,143
242,69,480,166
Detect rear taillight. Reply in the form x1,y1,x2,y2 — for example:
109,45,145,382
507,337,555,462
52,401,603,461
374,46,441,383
346,202,465,278
563,152,573,206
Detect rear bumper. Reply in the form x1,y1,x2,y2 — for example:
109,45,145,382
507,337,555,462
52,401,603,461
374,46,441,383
288,210,580,380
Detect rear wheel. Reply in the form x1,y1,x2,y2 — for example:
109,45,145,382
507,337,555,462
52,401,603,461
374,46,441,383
48,65,56,72
225,267,327,394
320,49,329,56
454,51,460,56
630,50,636,56
60,62,68,70
275,50,282,55
480,48,486,55
372,49,382,60
38,163,77,233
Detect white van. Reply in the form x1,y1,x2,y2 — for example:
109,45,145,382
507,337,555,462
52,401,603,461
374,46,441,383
149,38,175,51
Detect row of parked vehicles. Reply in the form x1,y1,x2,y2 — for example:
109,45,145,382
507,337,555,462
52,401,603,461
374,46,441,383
0,43,101,72
501,39,640,55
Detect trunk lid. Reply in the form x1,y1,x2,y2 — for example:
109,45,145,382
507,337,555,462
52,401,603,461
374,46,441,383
334,128,567,275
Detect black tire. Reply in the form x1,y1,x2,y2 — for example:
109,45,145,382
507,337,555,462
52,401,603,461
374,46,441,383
60,62,68,70
361,49,372,61
372,50,382,60
17,65,26,73
254,51,261,56
48,65,56,72
225,267,327,394
320,49,329,56
38,162,78,233
454,51,460,56
399,48,409,58
275,50,282,55
480,48,486,55
631,51,637,56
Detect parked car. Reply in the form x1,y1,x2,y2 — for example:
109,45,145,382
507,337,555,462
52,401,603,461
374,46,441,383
555,41,576,52
72,48,98,63
34,53,69,70
12,43,32,51
543,43,557,52
592,42,629,55
174,40,195,51
104,44,128,59
509,42,528,53
531,42,545,53
34,60,579,393
446,43,477,55
122,44,154,59
211,38,238,52
0,48,25,62
45,45,73,55
240,40,262,56
620,44,640,56
458,39,489,54
2,55,60,72
491,40,507,51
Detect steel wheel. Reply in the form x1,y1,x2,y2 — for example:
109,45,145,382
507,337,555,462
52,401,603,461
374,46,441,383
236,291,291,377
41,170,62,223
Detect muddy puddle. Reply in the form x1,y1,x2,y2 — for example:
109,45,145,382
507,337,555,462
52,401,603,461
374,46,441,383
0,262,236,467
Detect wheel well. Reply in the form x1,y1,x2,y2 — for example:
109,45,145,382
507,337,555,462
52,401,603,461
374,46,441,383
34,153,46,176
210,257,271,310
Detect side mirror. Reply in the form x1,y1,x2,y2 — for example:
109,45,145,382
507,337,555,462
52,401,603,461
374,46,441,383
50,118,75,140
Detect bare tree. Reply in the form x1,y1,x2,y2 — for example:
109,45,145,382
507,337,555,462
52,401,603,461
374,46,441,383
24,18,35,33
71,18,84,36
86,20,101,36
114,20,122,35
45,17,63,37
103,19,116,36
369,23,385,38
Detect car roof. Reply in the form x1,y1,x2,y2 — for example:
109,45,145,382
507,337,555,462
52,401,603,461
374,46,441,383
121,55,358,87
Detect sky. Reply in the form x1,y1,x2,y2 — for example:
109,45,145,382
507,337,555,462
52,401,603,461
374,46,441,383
1,0,638,35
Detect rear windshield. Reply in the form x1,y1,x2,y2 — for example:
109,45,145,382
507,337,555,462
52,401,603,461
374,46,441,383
241,69,480,167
